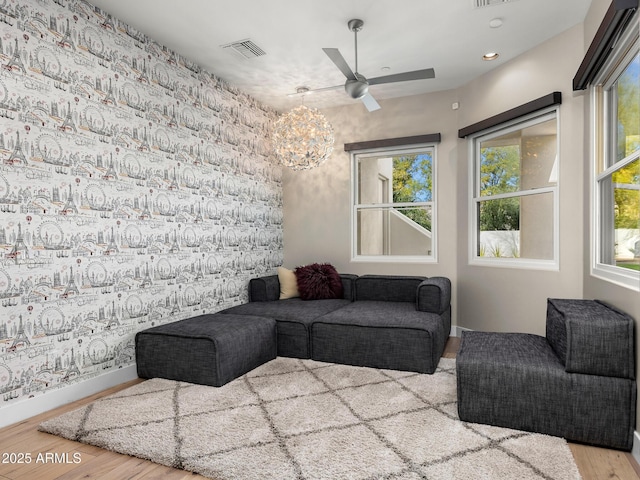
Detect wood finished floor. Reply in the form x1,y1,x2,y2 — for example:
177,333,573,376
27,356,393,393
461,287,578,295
0,336,638,480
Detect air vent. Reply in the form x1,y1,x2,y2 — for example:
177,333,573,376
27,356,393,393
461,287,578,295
221,39,266,59
473,0,520,7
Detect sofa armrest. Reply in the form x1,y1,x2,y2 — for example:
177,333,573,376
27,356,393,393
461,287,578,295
249,275,280,302
417,277,451,315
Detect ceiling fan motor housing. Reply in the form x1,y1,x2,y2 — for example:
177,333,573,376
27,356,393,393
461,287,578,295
345,73,369,99
318,17,433,111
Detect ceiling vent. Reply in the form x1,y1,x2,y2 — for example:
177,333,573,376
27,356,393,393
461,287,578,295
473,0,520,7
221,39,266,60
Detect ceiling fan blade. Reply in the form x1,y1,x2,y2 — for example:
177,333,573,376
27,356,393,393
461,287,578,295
361,93,381,112
322,48,357,80
368,68,435,86
286,85,343,97
306,84,344,94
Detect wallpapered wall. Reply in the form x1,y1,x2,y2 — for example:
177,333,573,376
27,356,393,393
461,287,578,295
0,0,283,407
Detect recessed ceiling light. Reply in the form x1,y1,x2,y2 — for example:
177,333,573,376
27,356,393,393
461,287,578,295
489,17,503,28
482,52,499,61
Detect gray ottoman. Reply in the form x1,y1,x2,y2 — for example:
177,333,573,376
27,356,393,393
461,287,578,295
135,313,276,387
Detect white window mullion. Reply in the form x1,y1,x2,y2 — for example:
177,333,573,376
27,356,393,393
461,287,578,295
476,187,556,203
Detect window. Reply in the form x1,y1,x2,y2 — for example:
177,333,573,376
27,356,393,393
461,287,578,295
470,109,559,269
592,26,639,290
351,144,436,262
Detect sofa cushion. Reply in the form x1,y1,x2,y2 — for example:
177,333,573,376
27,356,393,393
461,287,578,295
222,298,350,323
546,298,635,379
355,275,426,303
295,263,343,300
220,298,351,358
311,301,445,373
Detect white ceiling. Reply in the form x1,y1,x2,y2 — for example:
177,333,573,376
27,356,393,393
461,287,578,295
88,0,593,113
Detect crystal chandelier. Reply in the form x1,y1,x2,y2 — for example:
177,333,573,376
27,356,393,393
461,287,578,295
272,94,334,171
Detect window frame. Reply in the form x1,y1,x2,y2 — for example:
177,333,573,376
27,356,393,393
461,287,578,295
468,106,561,270
590,18,640,291
350,143,438,263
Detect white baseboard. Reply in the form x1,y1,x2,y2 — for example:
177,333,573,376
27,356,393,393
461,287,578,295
1,365,138,429
451,325,472,337
632,430,640,466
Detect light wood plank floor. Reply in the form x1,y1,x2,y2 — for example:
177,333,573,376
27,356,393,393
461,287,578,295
0,337,638,480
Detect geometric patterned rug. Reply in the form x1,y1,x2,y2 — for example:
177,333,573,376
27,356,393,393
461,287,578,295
39,357,582,480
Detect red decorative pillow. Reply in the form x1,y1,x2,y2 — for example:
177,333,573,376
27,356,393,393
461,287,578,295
294,263,344,300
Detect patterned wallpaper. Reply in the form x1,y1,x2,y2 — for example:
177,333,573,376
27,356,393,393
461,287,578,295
0,0,283,407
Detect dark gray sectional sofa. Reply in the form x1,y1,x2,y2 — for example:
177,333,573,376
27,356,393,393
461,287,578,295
135,273,451,389
220,273,452,374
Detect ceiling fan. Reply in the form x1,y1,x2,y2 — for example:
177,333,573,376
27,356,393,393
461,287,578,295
299,19,436,112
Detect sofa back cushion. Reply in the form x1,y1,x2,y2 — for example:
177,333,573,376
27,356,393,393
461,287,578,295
249,275,281,302
340,274,358,301
249,273,357,302
355,275,426,303
546,298,635,379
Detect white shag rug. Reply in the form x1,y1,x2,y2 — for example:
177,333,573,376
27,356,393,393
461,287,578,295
39,357,581,480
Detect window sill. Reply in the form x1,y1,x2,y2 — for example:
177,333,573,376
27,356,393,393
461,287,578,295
469,257,559,271
591,264,640,292
351,255,437,264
